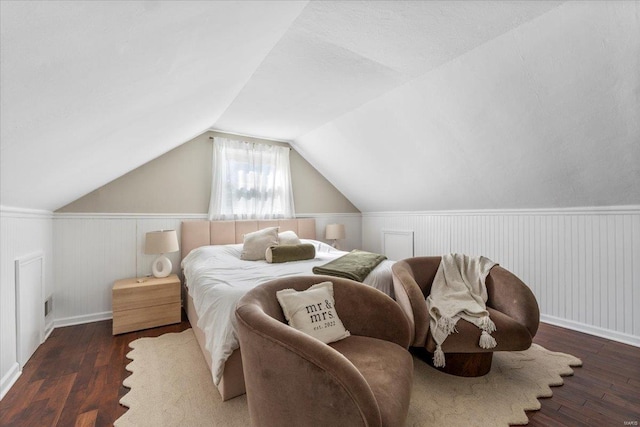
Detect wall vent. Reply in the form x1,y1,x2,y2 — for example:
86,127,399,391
44,296,53,317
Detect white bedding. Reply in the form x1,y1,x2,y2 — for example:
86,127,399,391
181,239,394,385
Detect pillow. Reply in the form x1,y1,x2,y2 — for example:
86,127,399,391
265,243,316,263
278,230,301,245
276,281,350,344
241,227,279,261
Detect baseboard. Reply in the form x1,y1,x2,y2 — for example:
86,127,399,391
541,314,640,348
0,363,21,401
54,311,112,328
44,321,55,341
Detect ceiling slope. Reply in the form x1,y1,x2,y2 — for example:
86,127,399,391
0,1,307,211
3,1,637,213
293,1,640,212
214,0,563,140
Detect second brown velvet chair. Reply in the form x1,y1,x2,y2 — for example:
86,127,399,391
235,275,413,427
392,256,540,376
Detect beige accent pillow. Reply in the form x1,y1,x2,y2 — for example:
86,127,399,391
276,281,350,344
278,230,301,245
241,227,279,261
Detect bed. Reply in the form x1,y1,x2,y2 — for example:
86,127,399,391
180,218,394,401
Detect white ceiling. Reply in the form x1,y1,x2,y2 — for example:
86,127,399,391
0,1,307,210
215,0,564,140
1,1,638,212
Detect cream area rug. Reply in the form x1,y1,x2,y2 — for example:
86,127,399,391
115,329,581,427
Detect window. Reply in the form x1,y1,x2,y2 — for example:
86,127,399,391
208,137,295,220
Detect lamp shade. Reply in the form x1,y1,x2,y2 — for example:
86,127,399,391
325,224,346,240
145,230,179,255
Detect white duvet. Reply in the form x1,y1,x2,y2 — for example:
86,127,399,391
181,239,394,385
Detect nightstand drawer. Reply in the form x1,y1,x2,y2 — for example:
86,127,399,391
112,274,181,335
112,280,180,311
112,302,181,335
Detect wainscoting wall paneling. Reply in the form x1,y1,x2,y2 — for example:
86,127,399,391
362,207,640,347
15,251,45,369
0,207,54,400
52,213,362,327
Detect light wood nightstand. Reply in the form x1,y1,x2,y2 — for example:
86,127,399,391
112,273,181,335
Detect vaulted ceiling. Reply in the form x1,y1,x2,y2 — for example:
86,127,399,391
1,1,638,212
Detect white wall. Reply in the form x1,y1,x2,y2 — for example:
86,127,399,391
363,206,640,347
0,207,53,399
305,213,361,253
35,207,640,348
52,213,361,326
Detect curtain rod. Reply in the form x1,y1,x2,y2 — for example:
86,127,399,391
209,136,291,150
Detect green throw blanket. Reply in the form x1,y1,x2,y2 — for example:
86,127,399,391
312,250,387,282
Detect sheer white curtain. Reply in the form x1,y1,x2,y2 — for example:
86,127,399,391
208,137,296,220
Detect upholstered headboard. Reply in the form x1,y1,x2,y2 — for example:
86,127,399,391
180,218,317,261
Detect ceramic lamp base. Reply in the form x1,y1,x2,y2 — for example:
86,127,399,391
152,255,172,278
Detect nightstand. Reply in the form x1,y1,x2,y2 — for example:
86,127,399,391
112,273,181,335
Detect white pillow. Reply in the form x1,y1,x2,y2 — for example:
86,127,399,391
278,230,301,245
276,281,350,344
241,227,279,261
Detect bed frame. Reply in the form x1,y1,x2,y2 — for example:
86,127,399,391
180,218,317,401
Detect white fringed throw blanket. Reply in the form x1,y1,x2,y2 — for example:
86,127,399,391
426,253,498,367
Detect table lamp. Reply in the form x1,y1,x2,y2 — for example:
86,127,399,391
325,224,346,249
145,230,179,278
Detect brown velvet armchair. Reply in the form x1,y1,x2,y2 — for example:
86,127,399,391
391,257,540,376
235,275,413,427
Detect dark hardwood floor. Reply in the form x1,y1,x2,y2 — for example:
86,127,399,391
0,313,191,427
1,314,638,426
527,323,640,426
